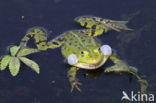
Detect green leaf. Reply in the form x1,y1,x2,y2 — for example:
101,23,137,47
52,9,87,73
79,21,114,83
17,48,39,57
0,55,11,70
9,57,20,76
10,46,20,56
19,57,40,74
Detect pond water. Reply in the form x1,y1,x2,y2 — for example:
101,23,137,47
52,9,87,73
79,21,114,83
0,0,156,103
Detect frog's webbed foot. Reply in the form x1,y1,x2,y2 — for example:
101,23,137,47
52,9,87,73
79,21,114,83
129,66,148,93
102,19,133,32
138,79,148,94
67,66,82,92
71,78,82,92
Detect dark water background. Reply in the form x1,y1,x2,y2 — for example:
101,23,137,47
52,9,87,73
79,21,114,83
0,0,156,103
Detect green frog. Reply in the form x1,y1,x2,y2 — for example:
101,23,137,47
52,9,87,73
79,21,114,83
20,27,138,92
17,16,147,92
0,16,148,93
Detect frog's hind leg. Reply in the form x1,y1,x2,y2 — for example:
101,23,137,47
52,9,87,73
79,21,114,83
104,53,139,74
81,29,108,37
20,28,48,50
104,53,148,93
80,19,133,37
104,54,130,73
67,66,82,92
80,20,132,37
103,19,133,32
47,34,64,49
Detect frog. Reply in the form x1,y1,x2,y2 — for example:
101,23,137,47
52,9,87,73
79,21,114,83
15,16,147,92
55,30,134,92
19,27,141,92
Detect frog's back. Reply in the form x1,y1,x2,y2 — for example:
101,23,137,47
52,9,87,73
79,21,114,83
61,30,100,58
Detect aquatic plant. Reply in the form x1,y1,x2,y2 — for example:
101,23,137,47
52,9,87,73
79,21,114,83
0,46,39,76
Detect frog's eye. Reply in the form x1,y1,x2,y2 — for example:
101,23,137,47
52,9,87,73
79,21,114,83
100,45,112,56
67,54,78,65
81,51,85,56
98,48,101,52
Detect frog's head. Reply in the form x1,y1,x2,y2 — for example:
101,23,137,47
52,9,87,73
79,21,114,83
67,45,112,69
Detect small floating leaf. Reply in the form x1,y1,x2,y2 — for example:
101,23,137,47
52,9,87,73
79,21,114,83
0,55,11,70
9,57,20,76
10,46,20,56
19,57,40,74
17,48,39,57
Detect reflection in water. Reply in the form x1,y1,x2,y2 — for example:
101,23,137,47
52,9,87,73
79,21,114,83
83,68,104,79
83,63,148,94
120,11,140,21
117,25,149,58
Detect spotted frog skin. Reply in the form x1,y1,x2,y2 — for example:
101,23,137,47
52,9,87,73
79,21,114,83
75,16,133,36
61,30,109,69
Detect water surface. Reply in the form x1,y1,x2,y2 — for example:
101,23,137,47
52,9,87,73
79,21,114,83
0,0,156,103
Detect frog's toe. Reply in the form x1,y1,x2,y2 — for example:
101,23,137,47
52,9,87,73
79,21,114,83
129,66,138,73
71,80,82,92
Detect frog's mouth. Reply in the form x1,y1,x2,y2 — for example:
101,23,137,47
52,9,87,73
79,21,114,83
75,56,109,69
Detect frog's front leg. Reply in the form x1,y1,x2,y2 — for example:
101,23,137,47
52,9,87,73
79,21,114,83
67,66,82,92
82,29,107,37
